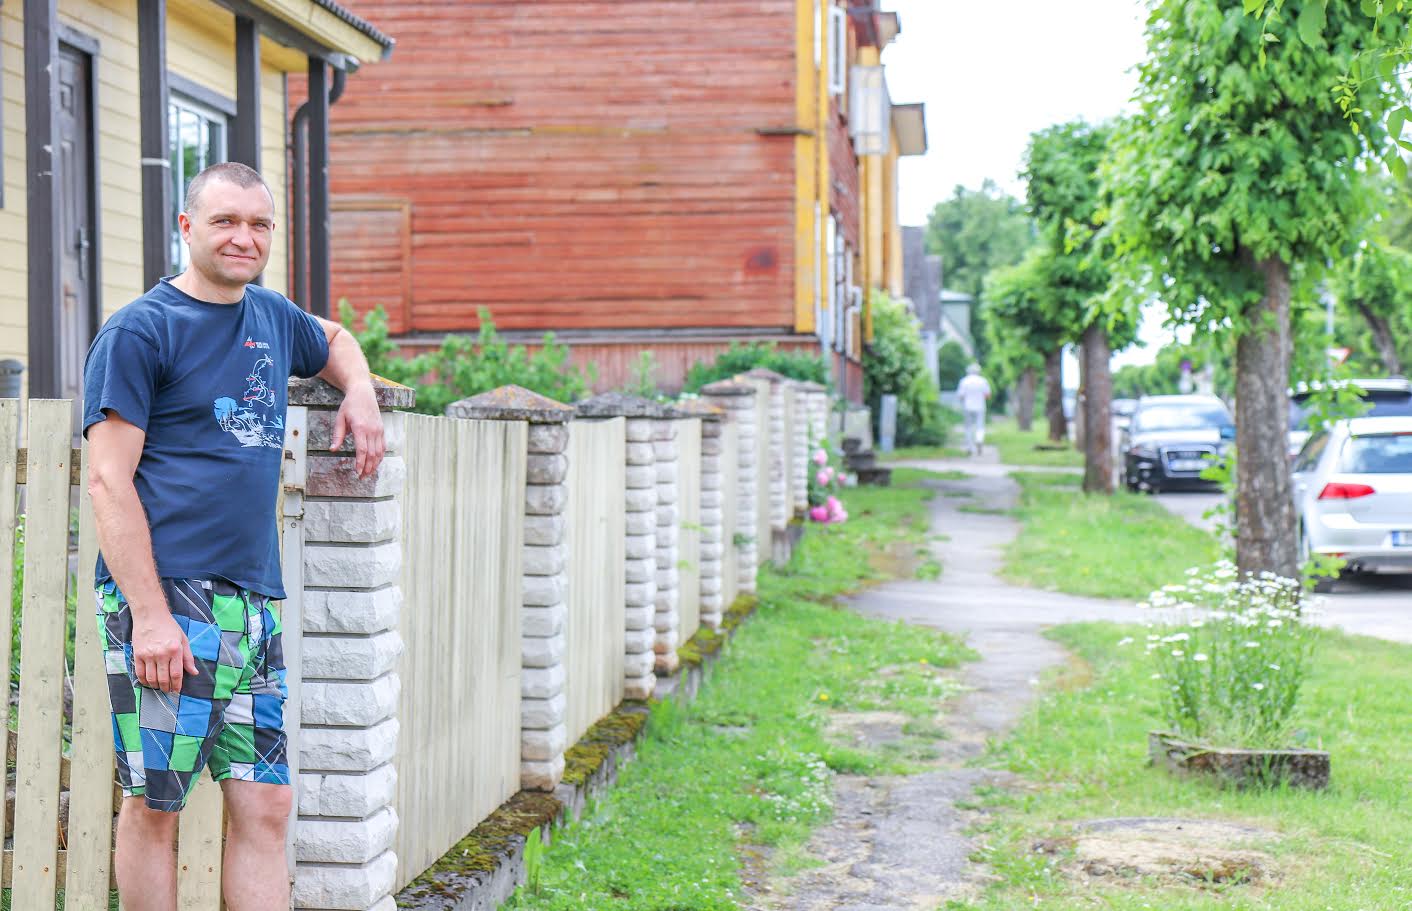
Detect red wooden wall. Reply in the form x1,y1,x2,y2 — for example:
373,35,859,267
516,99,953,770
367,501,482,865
321,0,802,337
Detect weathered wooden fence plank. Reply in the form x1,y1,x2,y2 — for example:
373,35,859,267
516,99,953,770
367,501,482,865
0,400,17,879
395,415,526,891
677,419,703,645
564,418,626,746
750,379,771,563
175,773,224,908
13,400,73,906
65,444,117,910
720,420,740,606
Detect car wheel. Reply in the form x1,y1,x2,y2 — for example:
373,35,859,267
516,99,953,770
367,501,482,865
1300,524,1336,593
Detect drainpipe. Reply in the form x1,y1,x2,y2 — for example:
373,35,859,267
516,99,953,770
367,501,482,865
290,59,347,315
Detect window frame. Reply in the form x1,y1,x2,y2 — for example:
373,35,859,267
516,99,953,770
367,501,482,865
828,5,847,97
167,77,234,272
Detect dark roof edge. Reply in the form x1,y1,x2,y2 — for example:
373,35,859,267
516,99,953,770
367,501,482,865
313,0,396,54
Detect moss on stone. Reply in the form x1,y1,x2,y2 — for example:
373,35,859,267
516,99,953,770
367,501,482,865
561,702,650,788
399,790,563,907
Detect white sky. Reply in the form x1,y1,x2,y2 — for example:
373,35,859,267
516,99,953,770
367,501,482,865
882,0,1169,371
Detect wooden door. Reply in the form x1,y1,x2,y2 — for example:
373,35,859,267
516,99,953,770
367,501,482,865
57,44,96,435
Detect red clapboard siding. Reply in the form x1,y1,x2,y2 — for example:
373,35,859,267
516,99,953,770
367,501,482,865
828,99,861,249
310,0,804,336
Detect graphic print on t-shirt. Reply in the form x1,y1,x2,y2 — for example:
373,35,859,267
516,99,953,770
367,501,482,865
212,351,284,449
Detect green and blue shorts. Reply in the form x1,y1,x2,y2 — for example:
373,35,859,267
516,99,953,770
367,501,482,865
97,578,289,812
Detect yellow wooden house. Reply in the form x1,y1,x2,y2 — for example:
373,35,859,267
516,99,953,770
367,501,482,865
0,0,392,407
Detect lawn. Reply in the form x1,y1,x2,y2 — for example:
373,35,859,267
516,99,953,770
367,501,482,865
958,622,1412,910
988,419,1084,468
1001,471,1221,600
506,471,973,910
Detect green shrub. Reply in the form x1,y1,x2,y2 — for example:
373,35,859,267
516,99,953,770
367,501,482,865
864,294,952,447
682,342,830,393
936,339,970,390
339,302,595,414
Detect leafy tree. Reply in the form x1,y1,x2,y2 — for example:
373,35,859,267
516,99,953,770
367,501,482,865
1104,0,1395,578
1326,240,1412,374
682,342,830,393
983,251,1071,441
864,293,954,447
924,181,1037,363
936,340,971,390
1024,119,1138,493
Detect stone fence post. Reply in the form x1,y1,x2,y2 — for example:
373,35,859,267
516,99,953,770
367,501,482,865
786,381,808,519
289,377,413,911
446,386,576,792
574,394,663,700
676,400,725,629
799,381,828,454
701,380,758,593
741,369,788,564
652,407,683,674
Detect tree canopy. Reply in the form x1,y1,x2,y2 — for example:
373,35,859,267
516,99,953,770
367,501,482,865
923,180,1035,300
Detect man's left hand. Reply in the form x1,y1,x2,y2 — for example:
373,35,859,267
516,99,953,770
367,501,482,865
331,383,386,478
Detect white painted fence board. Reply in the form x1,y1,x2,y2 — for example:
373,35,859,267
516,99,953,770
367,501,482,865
176,772,224,907
396,415,525,891
750,379,771,562
565,419,626,745
13,400,72,907
676,419,702,645
0,400,16,878
720,422,739,608
65,444,117,910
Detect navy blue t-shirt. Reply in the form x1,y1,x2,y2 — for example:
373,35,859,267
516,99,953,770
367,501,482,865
83,278,330,599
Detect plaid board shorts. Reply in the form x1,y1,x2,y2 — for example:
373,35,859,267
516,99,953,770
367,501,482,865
97,578,290,812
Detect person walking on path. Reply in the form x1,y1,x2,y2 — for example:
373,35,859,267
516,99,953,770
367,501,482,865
956,363,992,456
83,161,386,911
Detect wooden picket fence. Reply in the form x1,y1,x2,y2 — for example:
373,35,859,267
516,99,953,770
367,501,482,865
4,399,228,910
676,419,702,645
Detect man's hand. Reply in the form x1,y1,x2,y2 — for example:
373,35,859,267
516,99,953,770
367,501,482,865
331,383,386,479
133,610,198,693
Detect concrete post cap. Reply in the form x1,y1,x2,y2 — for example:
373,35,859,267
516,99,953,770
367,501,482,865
288,375,416,410
446,385,575,423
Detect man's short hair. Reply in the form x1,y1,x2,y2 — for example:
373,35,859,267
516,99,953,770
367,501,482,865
184,162,273,215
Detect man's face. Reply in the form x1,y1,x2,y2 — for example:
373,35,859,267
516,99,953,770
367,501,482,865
179,178,275,288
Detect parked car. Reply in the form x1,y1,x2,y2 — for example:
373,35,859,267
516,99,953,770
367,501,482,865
1287,377,1412,459
1122,395,1235,493
1292,416,1412,586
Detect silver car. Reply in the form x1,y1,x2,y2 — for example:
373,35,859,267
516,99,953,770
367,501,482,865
1293,416,1412,580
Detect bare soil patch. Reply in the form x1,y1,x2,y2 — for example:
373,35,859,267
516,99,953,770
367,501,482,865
1035,817,1281,888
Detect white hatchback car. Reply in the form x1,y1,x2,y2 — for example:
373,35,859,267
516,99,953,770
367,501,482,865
1292,416,1412,579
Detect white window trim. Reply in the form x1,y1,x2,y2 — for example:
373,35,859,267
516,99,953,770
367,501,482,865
828,5,847,97
169,92,229,270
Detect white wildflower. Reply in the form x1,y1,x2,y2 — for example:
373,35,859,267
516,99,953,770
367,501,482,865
1192,653,1208,662
1117,637,1134,646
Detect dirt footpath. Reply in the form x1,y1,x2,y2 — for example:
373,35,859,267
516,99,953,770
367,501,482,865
764,455,1141,910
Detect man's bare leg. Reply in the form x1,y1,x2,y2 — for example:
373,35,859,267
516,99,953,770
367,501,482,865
115,797,180,911
221,780,293,911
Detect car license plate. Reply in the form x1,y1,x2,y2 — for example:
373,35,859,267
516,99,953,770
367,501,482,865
1170,459,1207,472
1392,531,1412,547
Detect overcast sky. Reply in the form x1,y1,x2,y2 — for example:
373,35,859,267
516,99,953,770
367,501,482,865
881,0,1170,369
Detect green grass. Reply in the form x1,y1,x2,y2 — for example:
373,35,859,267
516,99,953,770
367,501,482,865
1001,471,1220,600
879,445,967,462
506,473,973,910
957,622,1412,910
988,419,1084,468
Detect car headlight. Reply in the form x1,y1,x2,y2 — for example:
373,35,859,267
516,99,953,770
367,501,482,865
1129,446,1158,461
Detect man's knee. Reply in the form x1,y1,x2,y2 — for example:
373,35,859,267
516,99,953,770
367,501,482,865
119,797,181,840
224,783,292,839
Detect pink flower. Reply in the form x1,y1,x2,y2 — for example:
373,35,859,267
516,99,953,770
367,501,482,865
809,505,830,523
813,449,828,466
816,467,833,486
826,495,842,511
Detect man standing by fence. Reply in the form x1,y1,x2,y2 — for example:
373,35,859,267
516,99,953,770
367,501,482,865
82,162,385,911
956,363,992,457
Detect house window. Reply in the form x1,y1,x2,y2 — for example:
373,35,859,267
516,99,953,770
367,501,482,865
169,94,228,271
828,5,847,98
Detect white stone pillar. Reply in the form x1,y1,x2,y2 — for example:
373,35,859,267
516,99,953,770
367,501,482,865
787,382,809,518
652,410,683,673
575,393,662,700
678,400,725,629
701,380,758,593
290,377,411,911
741,369,788,563
446,386,576,792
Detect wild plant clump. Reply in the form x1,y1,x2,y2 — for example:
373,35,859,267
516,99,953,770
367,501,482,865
1136,561,1319,750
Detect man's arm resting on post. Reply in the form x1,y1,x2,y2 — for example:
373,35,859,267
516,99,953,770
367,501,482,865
313,317,386,479
87,414,196,694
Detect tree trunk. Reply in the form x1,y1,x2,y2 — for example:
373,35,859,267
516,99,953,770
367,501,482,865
1236,256,1299,580
1080,323,1114,494
1044,348,1067,443
1015,366,1037,432
1353,299,1402,375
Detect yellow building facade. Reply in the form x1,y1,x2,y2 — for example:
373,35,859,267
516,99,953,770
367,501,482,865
0,0,389,404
